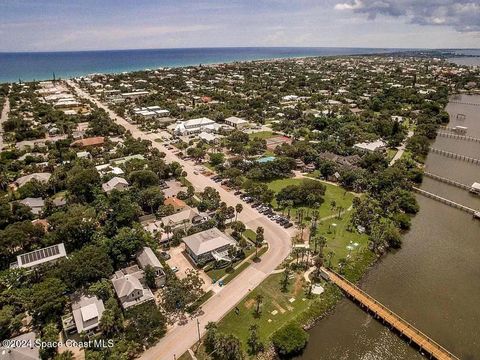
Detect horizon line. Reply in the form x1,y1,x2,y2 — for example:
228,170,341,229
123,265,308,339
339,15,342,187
2,45,477,55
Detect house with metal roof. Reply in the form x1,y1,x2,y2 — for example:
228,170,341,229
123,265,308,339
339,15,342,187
11,243,66,269
136,247,166,288
225,116,249,129
17,197,45,215
62,293,105,335
102,177,129,193
183,227,236,266
111,265,154,309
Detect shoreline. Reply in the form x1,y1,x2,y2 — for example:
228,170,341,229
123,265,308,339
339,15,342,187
0,47,408,84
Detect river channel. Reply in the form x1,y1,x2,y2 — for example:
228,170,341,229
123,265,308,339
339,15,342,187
299,94,480,360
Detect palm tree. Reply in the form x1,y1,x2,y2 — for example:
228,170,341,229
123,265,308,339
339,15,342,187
164,225,172,242
255,227,264,258
235,203,243,222
254,294,263,317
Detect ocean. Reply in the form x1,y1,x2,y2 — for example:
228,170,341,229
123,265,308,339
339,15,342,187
0,47,400,84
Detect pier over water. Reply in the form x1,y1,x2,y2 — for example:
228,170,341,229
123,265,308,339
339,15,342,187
322,268,460,360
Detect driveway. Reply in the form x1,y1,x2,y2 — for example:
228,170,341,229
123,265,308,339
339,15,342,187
166,244,212,292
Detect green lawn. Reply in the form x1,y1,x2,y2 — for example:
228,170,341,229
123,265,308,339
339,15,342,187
217,271,340,351
314,211,370,266
218,272,312,346
266,178,355,220
248,131,274,140
386,148,397,162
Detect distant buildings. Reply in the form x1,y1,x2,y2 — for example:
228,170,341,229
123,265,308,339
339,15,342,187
353,140,387,152
121,91,149,99
11,243,67,269
225,116,249,129
133,106,170,119
169,117,222,136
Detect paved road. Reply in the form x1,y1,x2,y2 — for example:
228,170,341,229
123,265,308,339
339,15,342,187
68,81,294,360
389,130,414,166
0,96,10,151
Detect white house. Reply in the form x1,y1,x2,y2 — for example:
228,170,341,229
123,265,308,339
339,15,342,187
64,293,105,334
183,227,236,265
225,116,249,129
353,140,387,152
111,265,154,309
11,243,66,269
102,177,129,193
170,117,220,135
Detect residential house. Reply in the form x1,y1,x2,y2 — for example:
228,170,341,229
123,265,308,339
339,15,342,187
353,140,387,152
102,177,129,193
111,265,154,309
63,293,105,335
71,136,105,148
14,172,51,189
159,207,199,230
136,247,166,287
183,227,236,266
11,243,67,269
18,197,45,215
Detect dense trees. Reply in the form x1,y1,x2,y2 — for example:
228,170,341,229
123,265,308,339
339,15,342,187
276,180,326,207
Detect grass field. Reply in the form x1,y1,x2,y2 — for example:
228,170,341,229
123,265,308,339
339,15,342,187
314,211,370,266
248,131,274,140
217,271,341,351
218,272,312,346
266,178,355,220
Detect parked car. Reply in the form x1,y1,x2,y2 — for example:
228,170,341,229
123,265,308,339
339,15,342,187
283,222,293,228
234,190,242,196
171,266,179,273
160,251,171,260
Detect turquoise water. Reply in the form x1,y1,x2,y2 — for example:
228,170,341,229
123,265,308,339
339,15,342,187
0,47,401,83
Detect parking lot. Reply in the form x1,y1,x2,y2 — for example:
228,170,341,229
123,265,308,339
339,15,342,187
166,244,212,291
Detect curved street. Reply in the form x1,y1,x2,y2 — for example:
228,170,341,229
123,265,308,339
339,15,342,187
67,80,295,360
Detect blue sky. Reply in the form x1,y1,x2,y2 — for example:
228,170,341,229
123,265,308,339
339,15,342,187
1,0,479,52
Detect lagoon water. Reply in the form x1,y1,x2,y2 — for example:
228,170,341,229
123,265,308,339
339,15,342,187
299,96,480,359
0,47,400,84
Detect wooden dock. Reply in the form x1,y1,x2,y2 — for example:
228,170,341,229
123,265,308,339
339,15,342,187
449,101,480,107
413,186,479,217
430,148,480,165
423,172,471,191
321,268,460,360
437,131,480,143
